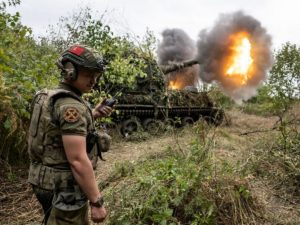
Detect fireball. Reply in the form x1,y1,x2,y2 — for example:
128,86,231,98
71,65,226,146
224,31,254,85
168,80,181,90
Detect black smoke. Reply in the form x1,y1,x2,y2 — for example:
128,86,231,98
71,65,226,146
158,28,197,64
157,28,199,88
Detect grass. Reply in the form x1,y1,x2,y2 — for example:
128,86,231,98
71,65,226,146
240,102,276,116
101,122,264,225
1,105,299,225
99,105,300,225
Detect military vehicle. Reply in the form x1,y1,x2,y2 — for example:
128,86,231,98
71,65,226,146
110,60,224,136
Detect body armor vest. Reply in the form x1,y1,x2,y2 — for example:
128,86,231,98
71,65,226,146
28,88,98,190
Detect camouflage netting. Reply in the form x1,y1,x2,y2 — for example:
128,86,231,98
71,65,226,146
117,93,161,105
117,90,213,108
167,90,213,107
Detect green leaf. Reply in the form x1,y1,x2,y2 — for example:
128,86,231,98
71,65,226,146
4,118,11,129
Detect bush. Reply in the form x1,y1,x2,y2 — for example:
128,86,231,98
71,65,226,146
240,101,275,116
0,3,59,164
208,86,235,109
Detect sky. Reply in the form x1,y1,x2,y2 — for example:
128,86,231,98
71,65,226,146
7,0,300,50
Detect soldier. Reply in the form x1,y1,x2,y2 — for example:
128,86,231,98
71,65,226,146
27,45,113,224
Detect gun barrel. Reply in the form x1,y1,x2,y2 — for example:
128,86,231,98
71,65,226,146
160,59,199,74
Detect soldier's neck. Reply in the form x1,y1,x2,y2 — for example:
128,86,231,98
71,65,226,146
59,82,82,96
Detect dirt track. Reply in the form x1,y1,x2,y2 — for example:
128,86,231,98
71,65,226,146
95,132,192,183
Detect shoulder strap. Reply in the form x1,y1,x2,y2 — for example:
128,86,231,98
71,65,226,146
29,89,49,137
30,89,48,112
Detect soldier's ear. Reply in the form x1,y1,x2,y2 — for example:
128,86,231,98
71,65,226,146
63,62,77,81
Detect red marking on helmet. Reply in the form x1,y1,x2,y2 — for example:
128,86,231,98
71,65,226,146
69,46,85,56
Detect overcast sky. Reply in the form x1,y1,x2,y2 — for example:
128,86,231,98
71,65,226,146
7,0,300,50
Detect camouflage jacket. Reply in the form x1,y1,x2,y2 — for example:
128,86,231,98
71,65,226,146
27,83,98,190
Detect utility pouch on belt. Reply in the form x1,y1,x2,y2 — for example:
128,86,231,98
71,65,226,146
86,130,111,161
97,131,111,153
52,186,87,211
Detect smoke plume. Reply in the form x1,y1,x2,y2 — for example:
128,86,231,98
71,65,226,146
197,11,273,102
158,28,199,88
158,28,196,64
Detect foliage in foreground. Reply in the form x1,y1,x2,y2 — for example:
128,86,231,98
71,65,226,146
249,103,300,202
102,127,263,225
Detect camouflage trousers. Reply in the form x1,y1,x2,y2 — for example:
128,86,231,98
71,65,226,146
47,203,89,225
32,185,89,225
32,185,53,224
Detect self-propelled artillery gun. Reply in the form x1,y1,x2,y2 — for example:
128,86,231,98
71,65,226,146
110,60,224,136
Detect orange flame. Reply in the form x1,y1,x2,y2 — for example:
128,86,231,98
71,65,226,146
168,80,181,90
225,31,254,85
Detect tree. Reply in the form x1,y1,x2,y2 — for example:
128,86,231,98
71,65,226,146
47,7,155,95
268,42,300,113
0,4,158,164
0,1,59,163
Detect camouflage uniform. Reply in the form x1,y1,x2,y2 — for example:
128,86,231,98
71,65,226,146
28,82,98,225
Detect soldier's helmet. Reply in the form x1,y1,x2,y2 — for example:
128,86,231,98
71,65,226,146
57,45,105,72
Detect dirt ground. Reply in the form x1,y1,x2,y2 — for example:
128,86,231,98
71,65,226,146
0,107,299,225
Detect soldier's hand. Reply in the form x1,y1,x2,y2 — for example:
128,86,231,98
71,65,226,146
93,99,113,119
91,206,107,223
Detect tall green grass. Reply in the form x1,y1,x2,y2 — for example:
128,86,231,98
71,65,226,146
102,125,263,225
